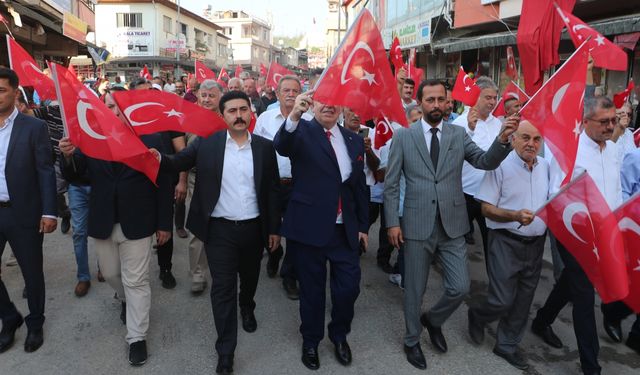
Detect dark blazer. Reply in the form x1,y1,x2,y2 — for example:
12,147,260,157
4,113,57,227
273,118,368,251
161,130,281,245
62,133,174,240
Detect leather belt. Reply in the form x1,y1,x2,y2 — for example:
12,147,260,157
495,229,543,244
280,178,293,185
211,217,259,226
0,201,11,208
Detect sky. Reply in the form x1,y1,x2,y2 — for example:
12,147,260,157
180,0,328,37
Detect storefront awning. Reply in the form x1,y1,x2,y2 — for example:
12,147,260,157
431,13,640,53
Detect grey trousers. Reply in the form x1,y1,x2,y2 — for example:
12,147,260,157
472,229,545,353
404,217,470,346
186,171,208,283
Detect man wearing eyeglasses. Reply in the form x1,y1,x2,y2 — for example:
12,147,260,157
531,96,622,375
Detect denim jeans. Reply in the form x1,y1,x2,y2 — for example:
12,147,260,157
68,184,91,282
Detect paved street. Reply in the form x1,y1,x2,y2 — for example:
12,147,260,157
0,220,639,375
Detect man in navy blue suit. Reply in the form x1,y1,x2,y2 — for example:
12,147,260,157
0,68,57,354
274,90,368,370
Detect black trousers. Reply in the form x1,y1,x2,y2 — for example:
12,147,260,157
205,218,263,356
0,207,45,330
156,235,173,271
269,183,296,282
464,193,488,257
369,202,394,265
174,200,185,230
534,241,600,373
602,301,640,336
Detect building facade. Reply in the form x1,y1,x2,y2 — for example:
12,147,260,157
206,8,272,73
95,0,227,81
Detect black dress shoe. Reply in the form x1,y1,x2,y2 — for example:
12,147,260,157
421,313,447,353
0,314,24,353
266,254,281,278
216,354,234,374
61,216,71,234
468,309,485,345
159,269,177,289
603,318,623,343
24,328,44,353
129,340,147,366
301,346,320,370
493,348,529,370
283,279,299,300
404,343,427,370
626,332,640,354
120,302,127,325
334,341,352,366
531,322,563,349
241,310,257,333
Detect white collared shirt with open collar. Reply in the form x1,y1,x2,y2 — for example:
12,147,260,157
0,107,19,202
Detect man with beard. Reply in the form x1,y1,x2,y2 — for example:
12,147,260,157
452,77,501,257
385,79,517,370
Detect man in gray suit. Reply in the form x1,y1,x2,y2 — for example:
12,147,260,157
384,79,518,370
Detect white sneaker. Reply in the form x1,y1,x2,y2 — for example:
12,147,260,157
388,273,403,289
5,252,17,267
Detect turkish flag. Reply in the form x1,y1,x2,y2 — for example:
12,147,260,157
613,80,634,109
235,65,243,78
68,64,77,78
265,62,294,89
249,112,256,133
493,81,528,117
451,67,481,106
505,46,517,80
259,63,268,77
112,90,228,138
373,115,394,150
218,67,230,81
537,172,628,303
613,194,640,312
6,35,57,100
556,7,627,71
49,63,159,183
313,9,407,126
520,41,589,186
389,36,404,71
140,65,151,80
517,0,576,96
195,61,216,83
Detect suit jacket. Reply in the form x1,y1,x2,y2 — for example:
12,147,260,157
384,121,511,240
274,118,368,251
161,130,281,245
4,113,57,227
62,133,174,240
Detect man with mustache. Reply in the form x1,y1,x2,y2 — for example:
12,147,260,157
468,121,549,370
384,79,517,370
153,90,281,374
274,90,368,370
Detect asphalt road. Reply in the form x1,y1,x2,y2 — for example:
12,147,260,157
0,220,638,375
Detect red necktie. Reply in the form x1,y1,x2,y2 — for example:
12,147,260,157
325,130,342,217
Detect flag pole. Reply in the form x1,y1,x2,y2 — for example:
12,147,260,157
312,7,368,92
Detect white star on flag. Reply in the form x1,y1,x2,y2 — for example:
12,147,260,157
595,35,605,46
361,69,377,85
573,120,582,138
164,109,183,117
465,86,471,92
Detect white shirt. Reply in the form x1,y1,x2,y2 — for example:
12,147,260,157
351,124,378,186
286,116,352,223
254,107,312,178
0,108,18,202
452,112,503,196
549,132,623,210
476,151,549,236
616,128,637,162
421,119,442,153
211,132,260,220
402,99,417,109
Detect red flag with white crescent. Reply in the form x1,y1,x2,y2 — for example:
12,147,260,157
613,194,640,312
505,46,518,80
50,63,159,183
112,89,228,137
613,80,634,109
313,9,407,127
235,64,243,78
265,62,294,89
451,67,481,106
493,81,529,117
140,65,151,80
6,35,57,100
260,63,268,77
389,36,403,71
374,115,394,149
537,172,628,303
195,60,217,83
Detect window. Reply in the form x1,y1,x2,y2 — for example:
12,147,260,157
163,16,172,33
208,35,214,47
116,13,142,28
225,27,233,36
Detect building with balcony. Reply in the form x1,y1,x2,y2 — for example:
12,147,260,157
205,8,272,73
94,0,227,81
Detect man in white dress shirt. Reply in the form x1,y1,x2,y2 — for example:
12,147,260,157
452,77,501,258
532,96,622,375
468,121,549,371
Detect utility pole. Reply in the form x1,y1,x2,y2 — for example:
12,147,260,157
176,0,181,79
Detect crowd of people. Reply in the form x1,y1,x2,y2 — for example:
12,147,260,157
0,57,638,375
